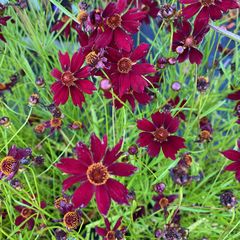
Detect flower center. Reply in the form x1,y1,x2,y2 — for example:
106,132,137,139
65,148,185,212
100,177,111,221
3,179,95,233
184,36,195,47
50,118,62,128
86,51,98,66
61,15,70,23
86,162,109,186
106,14,122,29
77,10,88,24
61,71,75,87
0,83,7,90
201,0,214,6
54,197,68,209
0,156,17,176
106,230,116,240
21,208,33,218
63,211,80,229
200,130,211,140
159,197,169,209
154,127,169,142
117,57,133,74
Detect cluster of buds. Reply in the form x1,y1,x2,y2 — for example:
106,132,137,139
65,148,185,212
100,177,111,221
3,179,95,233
158,4,177,21
152,182,178,218
198,117,213,143
157,57,178,69
155,223,188,240
220,190,237,209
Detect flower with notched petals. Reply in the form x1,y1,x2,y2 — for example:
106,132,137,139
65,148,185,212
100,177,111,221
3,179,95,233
95,0,146,52
15,199,46,230
137,111,186,159
96,217,126,240
180,0,239,26
51,51,96,108
222,140,240,181
172,20,209,65
0,145,32,180
55,134,137,215
107,43,156,96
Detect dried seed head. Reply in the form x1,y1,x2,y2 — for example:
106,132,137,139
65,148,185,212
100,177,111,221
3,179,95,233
35,77,45,87
0,116,10,128
28,93,40,106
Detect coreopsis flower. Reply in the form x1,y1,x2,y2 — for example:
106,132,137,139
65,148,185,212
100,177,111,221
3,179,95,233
137,111,186,159
104,87,151,112
51,51,96,108
220,190,237,209
227,89,240,124
15,199,46,230
56,134,137,215
197,76,210,92
107,44,156,96
0,145,32,180
222,140,240,181
0,4,11,42
172,20,209,64
163,96,187,121
44,117,63,134
197,117,213,142
96,217,126,240
95,0,146,52
180,0,240,26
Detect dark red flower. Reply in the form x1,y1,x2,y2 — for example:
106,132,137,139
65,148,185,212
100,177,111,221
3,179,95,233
0,4,11,42
172,20,209,64
51,15,80,38
227,90,240,124
51,51,96,108
55,134,137,215
95,0,146,52
96,217,126,240
15,199,46,230
180,0,239,26
222,140,240,181
137,111,185,159
107,43,156,96
104,87,151,112
0,145,32,180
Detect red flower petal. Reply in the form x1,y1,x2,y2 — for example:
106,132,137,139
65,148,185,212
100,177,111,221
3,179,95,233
116,0,127,14
182,2,201,19
96,185,110,215
137,118,156,131
51,68,62,80
137,132,154,147
221,150,240,161
106,178,129,204
74,66,91,78
195,6,209,26
225,162,240,171
147,141,161,157
103,138,123,166
132,63,156,75
70,51,84,73
130,74,148,93
113,217,123,231
70,86,85,108
55,158,87,174
151,112,165,128
53,84,69,105
90,134,108,162
72,181,94,208
119,73,131,97
75,142,93,166
63,175,86,191
114,28,133,52
164,115,180,133
108,163,137,176
95,227,107,236
180,0,199,3
58,51,70,71
75,79,96,94
189,47,203,65
177,48,189,63
15,216,25,226
130,43,149,62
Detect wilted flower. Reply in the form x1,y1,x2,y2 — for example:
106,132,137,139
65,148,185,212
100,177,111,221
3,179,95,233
197,76,209,92
35,77,45,87
0,4,11,42
0,116,10,128
128,145,138,155
28,93,40,106
56,134,137,215
51,51,96,108
133,205,145,221
15,198,46,230
158,4,177,20
172,20,209,64
0,145,32,180
220,190,237,209
96,217,126,240
137,111,185,159
44,117,63,134
68,121,84,131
